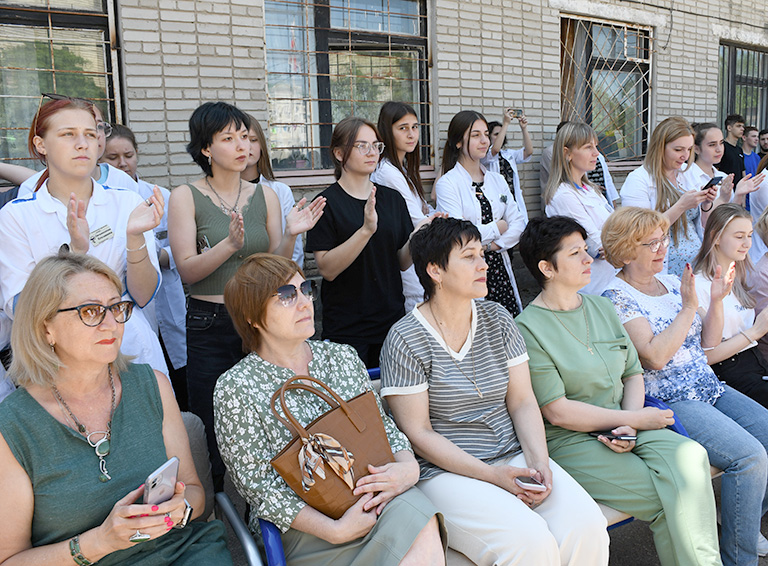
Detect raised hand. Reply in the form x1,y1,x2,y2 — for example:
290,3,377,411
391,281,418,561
67,193,90,253
227,211,244,250
735,172,766,199
680,263,699,312
127,186,164,237
286,196,326,236
710,262,736,303
362,186,378,235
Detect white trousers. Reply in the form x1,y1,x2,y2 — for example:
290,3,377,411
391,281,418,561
418,454,609,566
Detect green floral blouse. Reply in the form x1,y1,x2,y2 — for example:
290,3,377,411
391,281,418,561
213,340,411,533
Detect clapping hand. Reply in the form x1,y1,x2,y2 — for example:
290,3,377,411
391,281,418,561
67,193,90,253
710,262,736,303
127,186,164,237
286,196,326,236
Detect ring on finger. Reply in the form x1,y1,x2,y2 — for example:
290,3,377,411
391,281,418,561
129,530,151,543
145,198,153,206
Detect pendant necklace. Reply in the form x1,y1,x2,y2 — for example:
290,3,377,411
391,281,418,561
428,303,483,398
541,295,593,355
52,365,116,482
205,176,243,215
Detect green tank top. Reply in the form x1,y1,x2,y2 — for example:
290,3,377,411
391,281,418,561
189,184,270,295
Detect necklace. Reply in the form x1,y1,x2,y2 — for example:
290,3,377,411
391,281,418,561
205,176,243,214
541,295,593,355
428,303,483,398
619,272,665,296
52,366,116,482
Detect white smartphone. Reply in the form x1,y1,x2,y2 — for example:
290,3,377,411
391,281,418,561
143,457,179,505
515,475,547,492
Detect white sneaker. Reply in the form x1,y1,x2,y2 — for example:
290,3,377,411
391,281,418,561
758,533,768,557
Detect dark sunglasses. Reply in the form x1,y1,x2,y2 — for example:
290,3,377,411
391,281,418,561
57,300,134,327
273,280,317,307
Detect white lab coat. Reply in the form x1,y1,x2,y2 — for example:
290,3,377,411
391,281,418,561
482,147,531,223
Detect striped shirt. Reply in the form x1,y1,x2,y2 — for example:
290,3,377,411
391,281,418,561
380,299,529,479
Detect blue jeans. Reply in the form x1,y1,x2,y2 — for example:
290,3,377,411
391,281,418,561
669,385,768,566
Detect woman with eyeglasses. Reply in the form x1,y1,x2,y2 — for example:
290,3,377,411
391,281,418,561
693,204,768,408
0,252,232,566
306,116,429,368
435,111,527,316
602,206,768,565
0,96,168,376
213,253,446,566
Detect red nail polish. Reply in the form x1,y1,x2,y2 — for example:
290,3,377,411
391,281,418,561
166,525,172,531
141,513,149,517
179,481,185,489
151,505,159,512
139,484,144,489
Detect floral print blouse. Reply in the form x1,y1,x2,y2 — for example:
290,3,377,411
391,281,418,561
213,340,411,533
602,273,724,405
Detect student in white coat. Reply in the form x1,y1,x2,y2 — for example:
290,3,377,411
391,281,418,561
435,110,527,315
483,108,533,222
102,124,188,408
241,114,304,268
371,101,434,312
0,97,168,376
543,122,617,295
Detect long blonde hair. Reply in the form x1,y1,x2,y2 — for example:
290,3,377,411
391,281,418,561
693,203,754,308
544,122,599,205
643,117,695,245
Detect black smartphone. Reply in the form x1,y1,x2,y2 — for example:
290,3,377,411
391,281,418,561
701,176,724,191
589,431,637,442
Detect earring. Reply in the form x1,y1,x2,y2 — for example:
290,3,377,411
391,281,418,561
207,155,211,166
49,343,55,352
437,280,443,290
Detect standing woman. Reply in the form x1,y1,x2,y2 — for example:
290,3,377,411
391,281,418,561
168,101,324,491
371,101,433,311
693,204,768,407
0,97,167,375
435,111,527,315
240,114,305,268
543,122,616,295
621,117,717,276
306,116,418,368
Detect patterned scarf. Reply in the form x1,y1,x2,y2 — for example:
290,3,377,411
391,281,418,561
298,432,356,492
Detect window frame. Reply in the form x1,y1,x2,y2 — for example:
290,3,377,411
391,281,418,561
718,41,768,129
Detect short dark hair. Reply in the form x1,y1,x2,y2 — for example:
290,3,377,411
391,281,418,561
410,217,481,301
744,126,758,136
186,102,250,176
760,129,768,138
518,216,588,288
725,114,745,129
329,116,379,180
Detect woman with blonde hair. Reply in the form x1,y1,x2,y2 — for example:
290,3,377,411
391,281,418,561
621,117,718,276
693,203,768,407
543,122,616,294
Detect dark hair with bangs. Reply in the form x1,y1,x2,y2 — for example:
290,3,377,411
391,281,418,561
329,116,379,180
186,102,250,176
377,101,425,202
410,217,481,301
518,215,588,288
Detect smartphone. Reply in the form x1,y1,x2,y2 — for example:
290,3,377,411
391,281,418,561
143,457,179,505
700,176,724,191
510,108,524,119
515,475,547,492
589,431,638,442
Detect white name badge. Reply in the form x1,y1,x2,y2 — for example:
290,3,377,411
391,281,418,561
89,225,114,246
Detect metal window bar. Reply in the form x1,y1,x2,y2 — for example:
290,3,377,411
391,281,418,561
718,42,768,129
560,15,653,160
264,0,431,172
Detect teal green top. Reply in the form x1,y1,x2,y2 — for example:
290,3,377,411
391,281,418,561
515,294,643,451
0,363,232,565
189,184,270,296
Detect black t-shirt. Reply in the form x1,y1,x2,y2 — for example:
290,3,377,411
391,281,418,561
306,182,413,345
719,141,745,184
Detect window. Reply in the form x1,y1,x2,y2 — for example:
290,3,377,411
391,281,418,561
264,0,431,171
718,43,768,129
0,0,120,168
560,16,653,160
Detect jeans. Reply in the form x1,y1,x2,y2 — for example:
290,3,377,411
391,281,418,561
669,385,768,566
186,299,245,492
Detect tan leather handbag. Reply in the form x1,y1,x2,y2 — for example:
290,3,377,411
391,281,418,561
270,375,395,519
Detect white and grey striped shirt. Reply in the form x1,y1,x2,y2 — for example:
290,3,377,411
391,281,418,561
381,300,529,479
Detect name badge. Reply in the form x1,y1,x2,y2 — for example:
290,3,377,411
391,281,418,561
90,225,114,246
155,230,168,241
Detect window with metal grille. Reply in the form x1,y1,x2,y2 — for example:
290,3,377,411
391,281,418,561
719,43,768,129
560,16,653,160
0,0,119,168
264,0,430,172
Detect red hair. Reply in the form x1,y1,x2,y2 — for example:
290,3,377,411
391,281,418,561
28,98,97,192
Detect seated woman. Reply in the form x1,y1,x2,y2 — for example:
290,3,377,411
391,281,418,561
515,215,721,566
0,252,231,565
693,203,768,407
601,206,768,566
379,217,609,566
213,253,445,566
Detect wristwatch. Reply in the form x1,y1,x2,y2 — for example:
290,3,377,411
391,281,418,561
174,499,193,529
485,242,494,253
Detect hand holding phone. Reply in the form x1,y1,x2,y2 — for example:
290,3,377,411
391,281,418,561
589,431,637,442
143,457,179,505
700,176,724,191
514,475,547,492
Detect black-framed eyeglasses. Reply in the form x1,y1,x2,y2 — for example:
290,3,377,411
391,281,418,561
640,234,670,253
272,280,317,307
57,300,134,327
352,141,385,155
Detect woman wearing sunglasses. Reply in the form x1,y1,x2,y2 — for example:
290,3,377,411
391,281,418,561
214,253,446,566
306,116,430,368
0,96,168,376
0,252,232,565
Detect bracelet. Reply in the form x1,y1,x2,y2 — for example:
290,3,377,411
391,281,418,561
740,330,754,344
69,535,93,566
701,202,713,212
126,242,147,253
126,253,149,264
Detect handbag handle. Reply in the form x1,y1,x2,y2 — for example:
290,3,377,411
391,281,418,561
269,375,368,439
